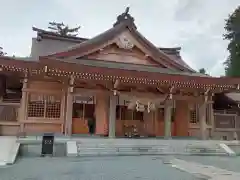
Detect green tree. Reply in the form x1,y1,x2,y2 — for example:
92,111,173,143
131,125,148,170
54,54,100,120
0,47,6,56
199,68,207,74
223,6,240,77
48,22,80,36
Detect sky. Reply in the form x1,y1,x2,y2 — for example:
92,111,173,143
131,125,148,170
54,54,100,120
0,0,239,76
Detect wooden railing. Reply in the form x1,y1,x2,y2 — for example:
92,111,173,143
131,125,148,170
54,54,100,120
214,110,239,115
2,98,21,104
0,104,19,122
214,110,240,130
189,110,240,131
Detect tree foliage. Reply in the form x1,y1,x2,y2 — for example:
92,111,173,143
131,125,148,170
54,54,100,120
199,68,207,74
48,22,80,36
223,6,240,77
0,47,6,56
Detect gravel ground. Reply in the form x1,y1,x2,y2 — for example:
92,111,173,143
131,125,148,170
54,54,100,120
176,155,240,173
0,156,197,180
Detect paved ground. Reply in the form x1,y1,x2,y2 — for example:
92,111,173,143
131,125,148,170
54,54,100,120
0,156,197,180
170,158,240,180
177,156,240,173
2,138,240,180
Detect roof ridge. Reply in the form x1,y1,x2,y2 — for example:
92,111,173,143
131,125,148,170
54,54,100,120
45,22,129,58
37,8,194,72
32,27,88,42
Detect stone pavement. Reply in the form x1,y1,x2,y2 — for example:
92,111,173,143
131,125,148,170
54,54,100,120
0,156,196,180
170,158,240,180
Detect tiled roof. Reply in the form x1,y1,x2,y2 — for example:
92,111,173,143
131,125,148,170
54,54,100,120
55,57,206,77
226,93,240,102
41,14,194,72
32,11,196,73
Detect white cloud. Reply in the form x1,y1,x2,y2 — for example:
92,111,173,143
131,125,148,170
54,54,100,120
0,0,239,76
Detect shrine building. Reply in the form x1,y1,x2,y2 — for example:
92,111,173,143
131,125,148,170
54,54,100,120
0,10,240,140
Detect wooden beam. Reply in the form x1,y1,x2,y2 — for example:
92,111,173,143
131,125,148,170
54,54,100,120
74,88,111,96
24,88,63,94
114,79,120,89
95,83,109,90
72,87,205,102
117,90,204,102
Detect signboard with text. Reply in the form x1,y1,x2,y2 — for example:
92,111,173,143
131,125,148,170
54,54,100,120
41,134,54,156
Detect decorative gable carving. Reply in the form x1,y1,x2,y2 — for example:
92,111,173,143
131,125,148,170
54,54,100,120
84,44,159,66
115,34,134,50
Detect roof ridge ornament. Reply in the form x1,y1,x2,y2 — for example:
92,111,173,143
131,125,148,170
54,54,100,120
114,7,136,28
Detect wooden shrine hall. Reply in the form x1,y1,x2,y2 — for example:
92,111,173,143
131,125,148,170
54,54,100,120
0,9,240,139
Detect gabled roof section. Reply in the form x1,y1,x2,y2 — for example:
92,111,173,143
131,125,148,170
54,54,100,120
45,8,195,72
159,47,195,71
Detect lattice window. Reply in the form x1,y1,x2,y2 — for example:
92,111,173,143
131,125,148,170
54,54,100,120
27,94,44,117
190,104,213,125
27,93,61,118
45,95,61,118
189,104,199,124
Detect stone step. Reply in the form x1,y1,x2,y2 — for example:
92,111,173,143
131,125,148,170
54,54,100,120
76,142,228,156
0,136,20,166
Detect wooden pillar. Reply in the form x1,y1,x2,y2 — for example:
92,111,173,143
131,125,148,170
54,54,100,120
95,93,109,136
164,100,172,139
19,77,28,133
60,91,66,134
209,102,215,139
0,75,6,98
65,77,74,136
199,102,207,140
108,95,117,138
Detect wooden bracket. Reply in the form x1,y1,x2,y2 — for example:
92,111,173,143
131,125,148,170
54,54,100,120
204,88,210,102
44,65,48,73
69,75,75,93
169,86,174,100
156,87,164,93
236,84,240,90
114,79,120,89
69,75,75,85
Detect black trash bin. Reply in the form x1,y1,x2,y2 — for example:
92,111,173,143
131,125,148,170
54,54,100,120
41,133,54,157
